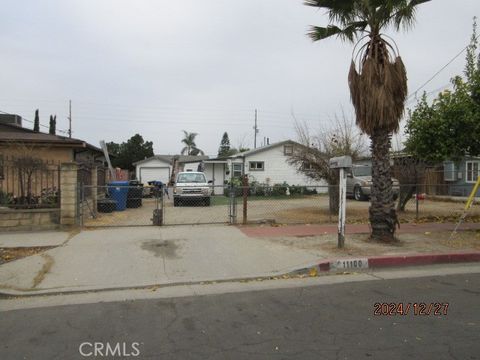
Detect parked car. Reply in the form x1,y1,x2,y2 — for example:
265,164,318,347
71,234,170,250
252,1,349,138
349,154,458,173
173,171,212,206
346,165,400,201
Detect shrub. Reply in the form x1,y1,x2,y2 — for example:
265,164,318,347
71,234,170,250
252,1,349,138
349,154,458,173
304,187,318,195
271,182,288,196
289,185,304,195
0,190,12,207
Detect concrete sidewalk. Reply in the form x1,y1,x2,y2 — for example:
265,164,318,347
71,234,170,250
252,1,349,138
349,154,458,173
0,231,73,248
0,223,479,297
0,225,322,296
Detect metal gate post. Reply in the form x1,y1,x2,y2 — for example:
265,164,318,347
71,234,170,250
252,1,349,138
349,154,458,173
78,184,84,228
229,187,237,224
161,186,165,225
152,186,164,226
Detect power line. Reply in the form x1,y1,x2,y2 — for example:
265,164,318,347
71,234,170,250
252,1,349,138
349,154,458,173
407,34,480,101
0,108,69,135
406,83,453,106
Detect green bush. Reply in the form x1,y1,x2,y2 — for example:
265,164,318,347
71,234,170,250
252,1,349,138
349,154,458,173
289,185,304,195
271,182,288,196
0,190,12,207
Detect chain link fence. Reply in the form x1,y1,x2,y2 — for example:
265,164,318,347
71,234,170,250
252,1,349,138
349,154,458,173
79,181,480,228
236,183,479,226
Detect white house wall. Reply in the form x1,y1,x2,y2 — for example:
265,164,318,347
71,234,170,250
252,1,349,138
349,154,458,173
199,163,226,195
243,145,327,188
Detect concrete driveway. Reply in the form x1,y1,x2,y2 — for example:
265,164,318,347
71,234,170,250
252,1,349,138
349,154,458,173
0,225,322,295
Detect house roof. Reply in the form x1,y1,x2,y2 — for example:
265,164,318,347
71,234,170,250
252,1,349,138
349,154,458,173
133,155,173,166
0,122,104,154
176,155,210,164
223,140,301,160
133,154,209,166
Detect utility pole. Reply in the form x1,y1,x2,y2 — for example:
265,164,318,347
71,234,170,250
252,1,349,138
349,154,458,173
253,109,258,149
68,100,72,138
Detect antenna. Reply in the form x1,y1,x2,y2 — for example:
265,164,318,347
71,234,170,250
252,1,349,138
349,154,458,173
68,99,72,138
253,109,259,149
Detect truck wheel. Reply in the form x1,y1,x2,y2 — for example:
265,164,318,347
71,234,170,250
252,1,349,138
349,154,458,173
173,198,180,207
354,186,366,201
204,198,211,206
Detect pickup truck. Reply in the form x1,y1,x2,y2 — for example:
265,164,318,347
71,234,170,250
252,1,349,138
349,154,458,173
346,165,399,201
173,171,212,206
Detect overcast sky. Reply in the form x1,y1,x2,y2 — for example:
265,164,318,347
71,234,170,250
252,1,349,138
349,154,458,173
1,0,479,155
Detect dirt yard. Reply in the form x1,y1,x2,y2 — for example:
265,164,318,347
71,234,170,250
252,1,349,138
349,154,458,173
83,195,480,227
261,229,480,259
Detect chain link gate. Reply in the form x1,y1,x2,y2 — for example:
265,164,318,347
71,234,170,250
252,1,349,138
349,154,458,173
163,185,236,225
80,184,162,228
79,184,236,227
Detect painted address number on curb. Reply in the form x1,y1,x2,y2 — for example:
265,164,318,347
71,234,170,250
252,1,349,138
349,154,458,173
331,258,369,270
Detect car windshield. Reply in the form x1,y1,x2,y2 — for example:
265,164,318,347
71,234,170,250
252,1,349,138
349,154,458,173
177,173,206,183
353,166,372,177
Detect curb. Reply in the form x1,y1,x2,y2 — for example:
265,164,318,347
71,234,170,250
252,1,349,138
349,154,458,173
292,252,480,275
2,252,480,299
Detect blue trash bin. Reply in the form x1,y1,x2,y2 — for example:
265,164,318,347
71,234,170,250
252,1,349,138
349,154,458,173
107,181,129,211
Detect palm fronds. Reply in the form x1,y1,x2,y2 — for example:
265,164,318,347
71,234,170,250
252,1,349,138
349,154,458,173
349,53,407,135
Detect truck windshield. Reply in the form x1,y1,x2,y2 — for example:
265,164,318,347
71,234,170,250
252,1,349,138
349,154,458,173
177,173,206,183
353,166,372,177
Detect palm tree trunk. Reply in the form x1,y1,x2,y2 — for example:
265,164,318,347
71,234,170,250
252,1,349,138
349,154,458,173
369,129,398,242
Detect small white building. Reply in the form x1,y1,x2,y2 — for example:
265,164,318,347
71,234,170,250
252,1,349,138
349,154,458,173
133,155,210,184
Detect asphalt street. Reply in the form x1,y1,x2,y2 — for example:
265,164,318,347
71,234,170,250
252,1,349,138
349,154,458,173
1,272,479,360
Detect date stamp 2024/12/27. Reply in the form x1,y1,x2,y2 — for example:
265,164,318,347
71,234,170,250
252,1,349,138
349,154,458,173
374,303,449,316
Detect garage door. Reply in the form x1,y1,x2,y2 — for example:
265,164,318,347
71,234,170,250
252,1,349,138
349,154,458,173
139,167,170,183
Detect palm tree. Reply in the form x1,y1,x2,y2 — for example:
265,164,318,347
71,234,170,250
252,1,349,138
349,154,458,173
305,0,430,242
180,130,205,155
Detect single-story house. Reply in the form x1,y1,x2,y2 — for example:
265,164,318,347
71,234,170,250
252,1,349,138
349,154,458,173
181,140,328,195
133,155,209,184
0,114,106,200
0,116,105,166
442,157,480,197
390,152,480,198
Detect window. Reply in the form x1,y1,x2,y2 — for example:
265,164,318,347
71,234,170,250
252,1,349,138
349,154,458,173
233,163,243,178
302,162,314,171
443,161,455,181
466,161,479,183
249,161,264,171
284,144,293,155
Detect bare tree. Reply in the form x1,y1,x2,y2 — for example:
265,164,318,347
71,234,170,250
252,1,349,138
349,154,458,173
288,111,367,213
7,143,48,207
392,155,426,212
